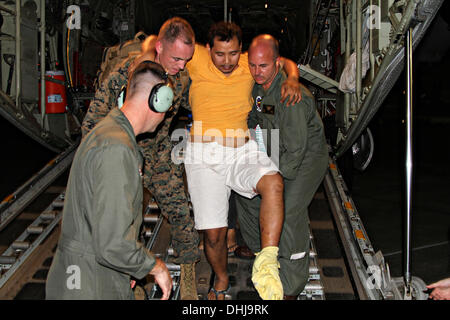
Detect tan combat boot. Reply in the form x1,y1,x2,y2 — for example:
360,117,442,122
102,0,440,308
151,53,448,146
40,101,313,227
180,263,198,300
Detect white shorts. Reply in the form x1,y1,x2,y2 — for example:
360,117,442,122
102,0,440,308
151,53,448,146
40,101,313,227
184,139,279,230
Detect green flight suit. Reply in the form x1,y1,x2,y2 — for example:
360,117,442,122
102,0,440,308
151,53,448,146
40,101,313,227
46,109,155,299
81,54,200,265
235,71,329,296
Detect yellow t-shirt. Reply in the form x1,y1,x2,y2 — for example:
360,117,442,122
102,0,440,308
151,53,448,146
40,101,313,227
186,44,254,138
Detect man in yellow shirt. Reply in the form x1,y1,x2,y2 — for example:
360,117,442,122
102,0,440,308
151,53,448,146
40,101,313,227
183,21,302,300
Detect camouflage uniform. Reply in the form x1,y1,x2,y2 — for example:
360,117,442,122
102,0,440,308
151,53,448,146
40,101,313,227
81,55,200,265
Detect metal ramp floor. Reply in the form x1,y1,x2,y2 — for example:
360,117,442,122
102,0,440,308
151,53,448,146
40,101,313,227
194,187,356,300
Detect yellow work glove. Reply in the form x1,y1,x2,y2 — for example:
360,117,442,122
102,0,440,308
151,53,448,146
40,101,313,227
251,246,283,300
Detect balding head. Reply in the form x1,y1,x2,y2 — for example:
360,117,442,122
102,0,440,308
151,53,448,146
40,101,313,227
249,34,279,60
248,34,281,90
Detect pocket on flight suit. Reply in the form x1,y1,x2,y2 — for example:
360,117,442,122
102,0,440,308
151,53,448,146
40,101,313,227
277,194,310,262
47,245,96,299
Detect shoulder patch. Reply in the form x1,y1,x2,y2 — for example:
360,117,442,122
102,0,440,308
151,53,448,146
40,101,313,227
255,96,263,112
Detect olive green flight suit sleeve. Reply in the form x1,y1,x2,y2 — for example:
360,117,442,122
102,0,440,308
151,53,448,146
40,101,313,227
90,145,156,280
278,96,313,180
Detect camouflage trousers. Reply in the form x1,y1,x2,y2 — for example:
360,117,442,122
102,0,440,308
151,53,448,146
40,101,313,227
141,136,200,264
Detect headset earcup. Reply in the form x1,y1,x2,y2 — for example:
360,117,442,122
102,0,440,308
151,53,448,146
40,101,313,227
149,83,174,113
117,86,127,109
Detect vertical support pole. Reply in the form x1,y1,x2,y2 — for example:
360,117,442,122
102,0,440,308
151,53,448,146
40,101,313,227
339,0,345,54
404,27,414,299
15,0,21,108
40,0,46,124
356,0,362,107
224,0,227,21
346,1,351,67
369,0,375,81
344,1,351,129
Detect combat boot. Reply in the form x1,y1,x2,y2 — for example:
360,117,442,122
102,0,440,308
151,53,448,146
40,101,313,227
180,263,198,300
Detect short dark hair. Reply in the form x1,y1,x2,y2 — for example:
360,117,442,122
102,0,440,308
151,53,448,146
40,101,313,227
127,60,168,97
158,17,195,45
207,21,242,48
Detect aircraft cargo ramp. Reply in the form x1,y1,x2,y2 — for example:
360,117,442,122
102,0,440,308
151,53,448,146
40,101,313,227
0,148,428,300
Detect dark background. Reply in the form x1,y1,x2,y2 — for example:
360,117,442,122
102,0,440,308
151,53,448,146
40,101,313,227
350,8,450,285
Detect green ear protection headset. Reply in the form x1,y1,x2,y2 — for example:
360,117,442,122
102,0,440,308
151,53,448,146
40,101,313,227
118,60,174,113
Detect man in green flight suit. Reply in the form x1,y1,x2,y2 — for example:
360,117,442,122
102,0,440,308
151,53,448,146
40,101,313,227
81,17,200,300
46,61,173,300
235,34,329,300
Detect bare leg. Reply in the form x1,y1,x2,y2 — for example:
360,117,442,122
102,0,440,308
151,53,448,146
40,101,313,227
204,227,229,300
198,230,204,250
255,173,284,248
